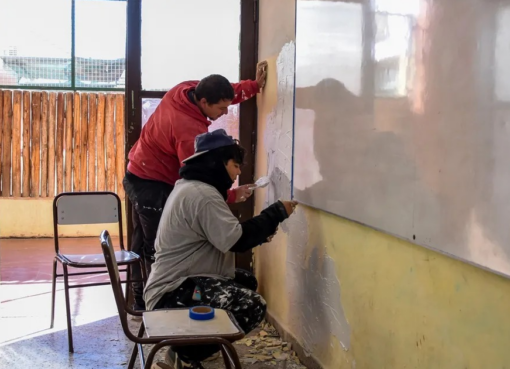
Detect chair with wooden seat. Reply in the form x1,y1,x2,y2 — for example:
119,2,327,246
50,192,145,353
99,229,245,369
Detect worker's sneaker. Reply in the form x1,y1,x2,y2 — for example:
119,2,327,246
164,347,179,368
164,348,206,369
203,352,220,362
151,363,172,369
152,363,203,369
183,362,205,369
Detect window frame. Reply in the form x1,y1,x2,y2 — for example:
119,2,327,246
125,0,259,271
0,0,126,91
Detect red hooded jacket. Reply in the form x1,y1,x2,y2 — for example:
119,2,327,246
127,79,260,203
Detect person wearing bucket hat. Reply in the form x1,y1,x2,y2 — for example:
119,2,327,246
181,128,238,164
144,129,297,368
122,63,268,312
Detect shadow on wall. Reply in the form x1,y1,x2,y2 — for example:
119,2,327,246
256,0,510,368
294,0,510,275
293,77,420,239
292,73,510,274
290,76,416,355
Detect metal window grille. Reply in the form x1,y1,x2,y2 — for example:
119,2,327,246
0,0,126,91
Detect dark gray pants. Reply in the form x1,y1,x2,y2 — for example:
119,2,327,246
123,171,173,309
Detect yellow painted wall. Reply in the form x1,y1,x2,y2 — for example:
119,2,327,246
0,198,126,238
255,0,510,368
257,206,510,369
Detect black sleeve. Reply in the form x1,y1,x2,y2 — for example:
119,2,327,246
230,201,289,253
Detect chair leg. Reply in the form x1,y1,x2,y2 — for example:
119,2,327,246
50,258,58,329
128,342,138,369
144,344,165,369
138,343,146,369
125,264,131,303
144,339,182,369
128,322,146,369
62,264,74,353
221,341,242,369
144,340,240,369
136,321,146,338
221,345,233,369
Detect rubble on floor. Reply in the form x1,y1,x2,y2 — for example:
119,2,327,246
234,321,307,369
152,320,308,369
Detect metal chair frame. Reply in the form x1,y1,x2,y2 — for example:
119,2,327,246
50,192,146,353
100,230,245,369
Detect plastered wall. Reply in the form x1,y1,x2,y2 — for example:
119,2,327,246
0,198,126,238
254,0,510,368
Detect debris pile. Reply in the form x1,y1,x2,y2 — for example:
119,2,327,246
235,322,306,368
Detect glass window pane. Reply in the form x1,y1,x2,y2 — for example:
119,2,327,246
75,0,126,89
374,13,414,97
0,0,72,87
142,98,163,127
208,105,239,139
375,0,420,16
141,0,240,91
142,98,239,140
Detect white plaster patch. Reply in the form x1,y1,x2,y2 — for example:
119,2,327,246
264,41,295,211
287,225,352,352
262,41,351,352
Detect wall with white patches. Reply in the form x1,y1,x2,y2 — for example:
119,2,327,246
254,1,510,368
255,0,352,363
259,38,351,354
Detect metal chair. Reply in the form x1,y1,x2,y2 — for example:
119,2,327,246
50,192,145,353
100,230,245,369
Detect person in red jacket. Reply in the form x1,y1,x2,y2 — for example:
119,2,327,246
123,64,267,310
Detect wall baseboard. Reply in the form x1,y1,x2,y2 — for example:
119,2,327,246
265,312,323,369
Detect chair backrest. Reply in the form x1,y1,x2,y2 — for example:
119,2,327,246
100,229,136,341
53,192,124,253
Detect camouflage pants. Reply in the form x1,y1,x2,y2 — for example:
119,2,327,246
154,269,266,363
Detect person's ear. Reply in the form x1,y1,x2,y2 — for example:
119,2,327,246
199,98,208,106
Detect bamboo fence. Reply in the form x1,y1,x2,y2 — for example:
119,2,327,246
0,90,126,199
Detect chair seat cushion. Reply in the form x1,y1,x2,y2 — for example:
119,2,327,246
143,308,243,338
59,250,139,267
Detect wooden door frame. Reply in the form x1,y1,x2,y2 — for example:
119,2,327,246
124,0,259,271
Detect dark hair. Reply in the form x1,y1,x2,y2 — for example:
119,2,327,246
214,141,246,165
195,74,235,104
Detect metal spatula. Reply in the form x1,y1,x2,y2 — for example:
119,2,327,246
249,176,270,190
